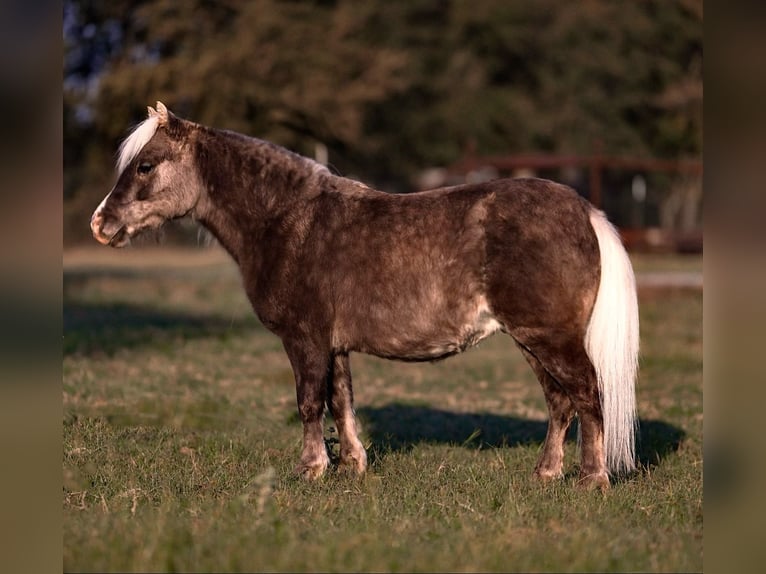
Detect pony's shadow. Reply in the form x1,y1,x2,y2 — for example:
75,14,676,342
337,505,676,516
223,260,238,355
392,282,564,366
357,402,685,470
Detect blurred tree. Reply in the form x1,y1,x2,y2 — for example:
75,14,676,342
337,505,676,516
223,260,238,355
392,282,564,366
64,0,702,241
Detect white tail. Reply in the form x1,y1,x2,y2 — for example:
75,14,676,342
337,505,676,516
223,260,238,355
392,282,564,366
584,209,639,474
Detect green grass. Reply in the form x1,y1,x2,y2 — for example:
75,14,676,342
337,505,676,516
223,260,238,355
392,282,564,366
63,247,702,572
629,252,702,274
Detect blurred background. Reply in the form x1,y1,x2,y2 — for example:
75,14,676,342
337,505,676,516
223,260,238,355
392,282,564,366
63,0,702,249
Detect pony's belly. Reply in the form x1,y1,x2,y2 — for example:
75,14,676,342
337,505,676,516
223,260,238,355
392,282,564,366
351,297,503,361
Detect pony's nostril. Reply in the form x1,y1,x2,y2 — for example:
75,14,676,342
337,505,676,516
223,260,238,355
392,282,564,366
90,212,102,232
90,212,111,244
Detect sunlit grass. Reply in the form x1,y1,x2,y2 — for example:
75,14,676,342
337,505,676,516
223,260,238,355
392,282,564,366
63,247,702,572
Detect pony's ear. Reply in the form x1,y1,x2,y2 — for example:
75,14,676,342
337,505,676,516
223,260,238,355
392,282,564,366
154,101,185,136
155,101,170,126
147,105,158,118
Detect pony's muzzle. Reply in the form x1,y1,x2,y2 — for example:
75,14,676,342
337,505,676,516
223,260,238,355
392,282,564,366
90,211,109,245
90,211,122,246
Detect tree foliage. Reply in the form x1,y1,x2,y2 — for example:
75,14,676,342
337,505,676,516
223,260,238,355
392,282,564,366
64,0,702,240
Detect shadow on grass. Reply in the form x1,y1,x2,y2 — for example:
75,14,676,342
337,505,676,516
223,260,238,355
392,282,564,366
64,268,267,357
358,402,685,470
64,300,262,356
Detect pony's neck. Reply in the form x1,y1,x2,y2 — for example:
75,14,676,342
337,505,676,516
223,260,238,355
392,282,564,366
190,126,329,261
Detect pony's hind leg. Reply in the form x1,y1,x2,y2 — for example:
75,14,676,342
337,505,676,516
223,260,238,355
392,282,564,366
515,332,609,490
327,353,367,474
517,345,575,481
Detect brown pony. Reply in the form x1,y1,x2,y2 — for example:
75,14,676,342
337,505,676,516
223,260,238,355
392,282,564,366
91,102,639,489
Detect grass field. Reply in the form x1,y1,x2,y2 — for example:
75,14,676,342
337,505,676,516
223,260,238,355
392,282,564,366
63,246,702,572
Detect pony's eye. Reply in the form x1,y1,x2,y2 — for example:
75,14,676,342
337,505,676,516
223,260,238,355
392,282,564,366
137,163,154,175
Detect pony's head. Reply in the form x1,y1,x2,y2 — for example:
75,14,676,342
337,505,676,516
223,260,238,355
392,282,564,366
90,102,202,246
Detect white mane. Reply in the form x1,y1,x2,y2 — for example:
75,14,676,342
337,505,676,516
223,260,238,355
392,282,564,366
116,116,160,175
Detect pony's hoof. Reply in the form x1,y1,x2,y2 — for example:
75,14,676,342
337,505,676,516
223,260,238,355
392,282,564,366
577,471,610,491
533,469,563,483
339,450,368,476
295,459,329,481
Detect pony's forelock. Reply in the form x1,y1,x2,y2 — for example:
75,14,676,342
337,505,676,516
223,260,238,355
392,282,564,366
116,116,161,175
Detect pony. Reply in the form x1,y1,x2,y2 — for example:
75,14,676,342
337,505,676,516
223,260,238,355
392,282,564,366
91,102,639,489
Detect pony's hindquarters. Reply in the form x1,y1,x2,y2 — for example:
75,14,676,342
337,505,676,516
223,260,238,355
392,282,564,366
584,209,640,474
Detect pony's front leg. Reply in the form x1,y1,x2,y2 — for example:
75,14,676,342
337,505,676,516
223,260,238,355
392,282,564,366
283,339,331,480
328,353,367,474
